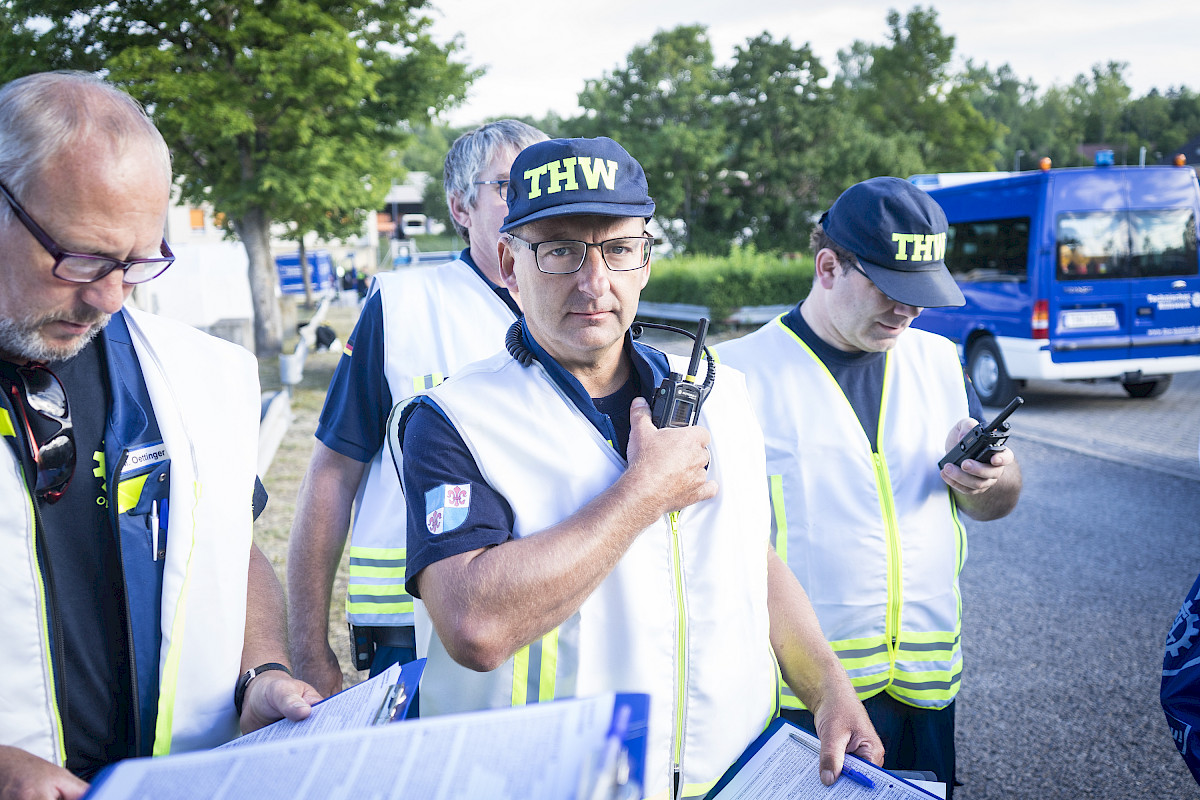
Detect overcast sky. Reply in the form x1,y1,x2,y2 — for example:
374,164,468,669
426,0,1199,128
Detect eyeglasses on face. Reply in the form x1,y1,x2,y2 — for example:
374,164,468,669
2,362,75,503
507,234,653,274
473,179,510,200
0,179,175,285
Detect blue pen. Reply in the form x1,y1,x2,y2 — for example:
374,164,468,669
788,731,876,790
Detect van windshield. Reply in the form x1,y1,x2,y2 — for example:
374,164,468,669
1057,209,1197,280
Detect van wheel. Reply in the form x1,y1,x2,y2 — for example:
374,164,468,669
968,339,1017,406
1122,375,1172,398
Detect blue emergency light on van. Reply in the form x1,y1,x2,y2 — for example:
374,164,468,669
909,164,1200,404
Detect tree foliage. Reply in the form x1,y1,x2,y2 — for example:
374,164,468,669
572,25,728,253
2,0,474,355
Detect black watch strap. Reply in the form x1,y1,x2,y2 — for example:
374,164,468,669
234,662,292,716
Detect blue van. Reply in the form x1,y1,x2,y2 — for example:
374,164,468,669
910,165,1200,404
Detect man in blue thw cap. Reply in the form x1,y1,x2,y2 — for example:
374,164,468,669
717,177,1023,796
389,138,883,799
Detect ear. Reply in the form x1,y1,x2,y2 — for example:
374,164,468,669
814,248,842,290
448,193,472,230
498,235,520,296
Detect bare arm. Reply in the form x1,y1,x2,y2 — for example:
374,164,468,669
940,418,1023,521
285,442,366,696
416,398,716,672
0,746,87,800
767,548,884,784
240,543,323,734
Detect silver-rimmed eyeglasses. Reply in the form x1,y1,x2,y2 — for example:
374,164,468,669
473,179,510,199
507,234,653,274
0,179,175,285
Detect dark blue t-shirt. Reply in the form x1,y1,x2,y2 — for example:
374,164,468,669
1,340,130,779
317,249,518,462
781,303,983,451
399,323,667,597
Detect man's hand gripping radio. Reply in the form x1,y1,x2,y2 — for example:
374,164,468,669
938,395,1023,470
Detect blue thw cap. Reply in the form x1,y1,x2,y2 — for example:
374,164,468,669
821,177,965,308
500,137,655,232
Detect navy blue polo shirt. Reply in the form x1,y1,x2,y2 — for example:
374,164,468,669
399,321,670,596
316,249,519,463
781,303,983,451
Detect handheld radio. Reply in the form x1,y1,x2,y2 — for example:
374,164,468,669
938,395,1023,470
639,317,714,429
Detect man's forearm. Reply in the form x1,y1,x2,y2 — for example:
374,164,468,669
418,467,665,672
285,444,364,677
244,543,291,670
766,547,847,708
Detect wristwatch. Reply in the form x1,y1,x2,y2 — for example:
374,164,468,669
234,662,292,716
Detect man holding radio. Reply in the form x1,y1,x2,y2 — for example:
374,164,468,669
389,137,882,799
716,176,1023,796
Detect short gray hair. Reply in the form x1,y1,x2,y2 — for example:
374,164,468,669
0,71,171,222
443,119,547,242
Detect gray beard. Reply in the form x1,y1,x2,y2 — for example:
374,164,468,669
0,313,109,364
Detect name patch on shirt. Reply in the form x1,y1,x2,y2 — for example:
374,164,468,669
425,483,471,535
120,441,168,478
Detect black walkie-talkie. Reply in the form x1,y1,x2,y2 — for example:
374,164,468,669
651,317,710,429
938,395,1024,469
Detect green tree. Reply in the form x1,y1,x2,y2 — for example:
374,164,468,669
721,33,828,252
572,25,729,253
2,0,474,355
838,6,1000,172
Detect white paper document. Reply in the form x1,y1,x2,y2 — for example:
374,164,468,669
707,724,942,800
221,661,407,748
85,692,624,800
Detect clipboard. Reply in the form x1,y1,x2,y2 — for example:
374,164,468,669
703,717,943,799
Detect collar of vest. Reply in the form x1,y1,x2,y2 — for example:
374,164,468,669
515,318,669,443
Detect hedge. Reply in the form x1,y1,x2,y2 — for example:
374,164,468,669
643,246,814,322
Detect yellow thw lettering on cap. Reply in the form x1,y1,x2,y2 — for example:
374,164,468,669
524,163,550,199
545,158,578,195
911,234,934,261
892,233,915,260
578,157,619,191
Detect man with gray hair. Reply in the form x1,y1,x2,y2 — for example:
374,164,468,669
0,71,320,796
288,120,548,699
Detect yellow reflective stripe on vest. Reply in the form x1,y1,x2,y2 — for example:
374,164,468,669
411,372,445,394
510,629,559,706
768,474,787,561
0,408,15,438
153,480,202,756
346,546,411,615
116,473,150,515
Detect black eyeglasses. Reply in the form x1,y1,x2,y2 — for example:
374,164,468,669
2,363,75,503
507,234,653,274
473,179,510,199
0,179,175,285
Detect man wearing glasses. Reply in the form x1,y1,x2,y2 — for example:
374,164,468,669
0,71,320,797
287,120,547,700
389,137,883,799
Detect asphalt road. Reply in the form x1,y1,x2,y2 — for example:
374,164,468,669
957,373,1200,799
642,326,1200,798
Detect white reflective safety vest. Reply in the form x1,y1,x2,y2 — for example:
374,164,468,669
715,317,969,711
345,259,516,628
403,350,778,800
0,308,257,763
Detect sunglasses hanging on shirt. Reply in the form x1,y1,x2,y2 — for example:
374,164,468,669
1,362,76,503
